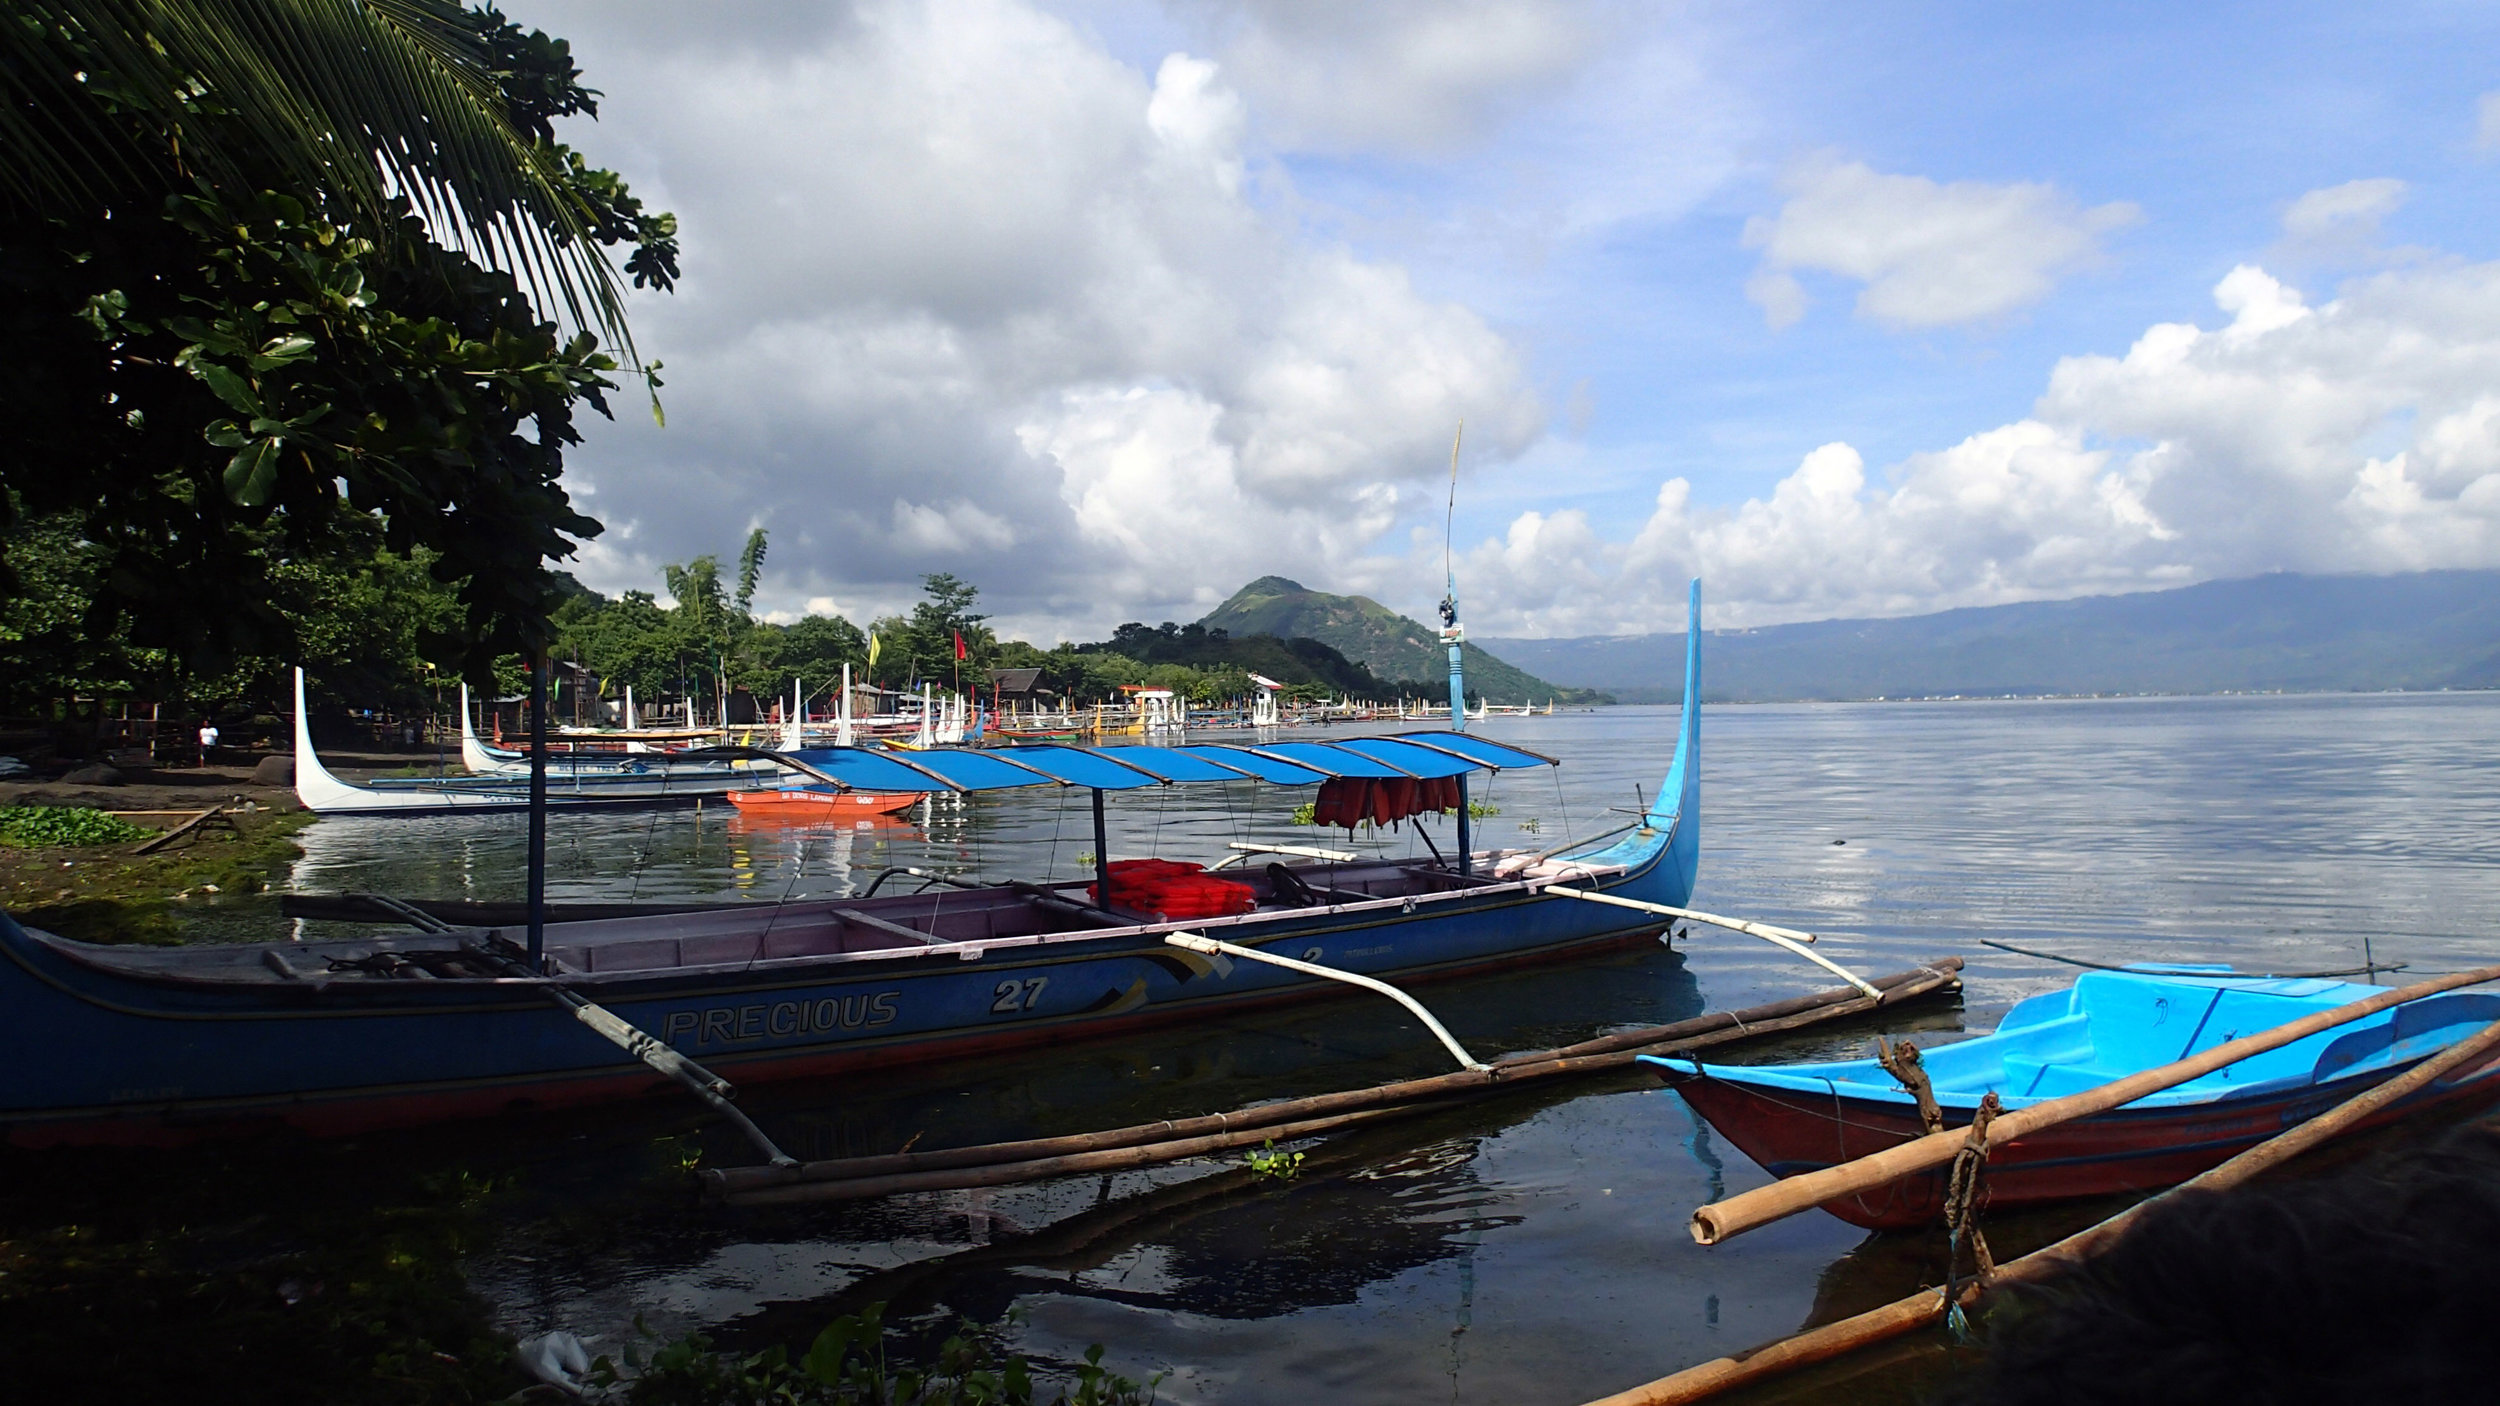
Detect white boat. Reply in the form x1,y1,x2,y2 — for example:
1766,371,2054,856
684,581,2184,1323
295,671,783,815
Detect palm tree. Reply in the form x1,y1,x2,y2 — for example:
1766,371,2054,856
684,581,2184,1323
2,0,638,349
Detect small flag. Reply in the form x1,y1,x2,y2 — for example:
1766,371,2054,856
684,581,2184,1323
953,630,967,661
867,633,881,668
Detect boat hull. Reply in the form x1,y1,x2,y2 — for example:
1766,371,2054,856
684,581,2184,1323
0,867,1679,1146
724,789,926,820
1668,1049,2500,1231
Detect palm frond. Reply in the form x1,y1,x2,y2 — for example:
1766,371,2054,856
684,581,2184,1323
1,0,634,354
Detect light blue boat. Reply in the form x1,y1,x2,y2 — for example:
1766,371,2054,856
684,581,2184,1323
1649,966,2500,1228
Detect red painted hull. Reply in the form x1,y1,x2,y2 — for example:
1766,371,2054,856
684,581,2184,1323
724,789,925,820
1670,1053,2500,1230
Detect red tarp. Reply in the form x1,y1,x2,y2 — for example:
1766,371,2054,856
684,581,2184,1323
1309,775,1463,831
1091,858,1257,920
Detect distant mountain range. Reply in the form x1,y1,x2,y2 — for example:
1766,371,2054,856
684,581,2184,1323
1196,577,1603,705
1480,570,2500,702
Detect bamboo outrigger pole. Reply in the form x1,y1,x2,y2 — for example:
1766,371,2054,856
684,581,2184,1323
1688,960,2500,1245
358,893,798,1169
703,960,1965,1204
1584,1010,2500,1406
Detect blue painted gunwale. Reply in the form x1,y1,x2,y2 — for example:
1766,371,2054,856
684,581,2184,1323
0,588,1708,1145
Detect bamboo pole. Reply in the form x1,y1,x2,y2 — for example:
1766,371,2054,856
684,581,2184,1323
1690,961,2500,1245
1583,1013,2500,1406
699,961,1963,1203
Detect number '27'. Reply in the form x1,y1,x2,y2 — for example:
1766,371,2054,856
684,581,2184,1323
992,976,1049,1014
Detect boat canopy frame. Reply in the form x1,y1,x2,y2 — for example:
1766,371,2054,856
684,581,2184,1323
746,732,1559,796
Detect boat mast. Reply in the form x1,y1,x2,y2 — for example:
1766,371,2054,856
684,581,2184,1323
1437,421,1470,875
527,653,548,968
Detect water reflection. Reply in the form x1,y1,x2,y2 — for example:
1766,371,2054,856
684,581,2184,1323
255,696,2500,1399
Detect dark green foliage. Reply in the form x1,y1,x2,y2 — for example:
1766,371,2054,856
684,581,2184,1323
0,806,156,848
0,0,669,347
557,531,870,709
0,1,677,683
867,572,996,688
0,508,480,717
609,1303,1160,1406
1076,621,1416,702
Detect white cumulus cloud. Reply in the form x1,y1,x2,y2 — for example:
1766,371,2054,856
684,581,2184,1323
1194,0,1599,155
1742,155,2140,330
1463,258,2500,634
521,0,1541,635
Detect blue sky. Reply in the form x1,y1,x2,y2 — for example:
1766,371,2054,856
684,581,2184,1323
521,0,2500,636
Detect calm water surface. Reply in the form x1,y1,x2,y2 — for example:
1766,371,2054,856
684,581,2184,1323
278,695,2500,1402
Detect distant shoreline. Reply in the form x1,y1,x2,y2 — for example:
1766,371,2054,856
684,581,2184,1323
1585,686,2500,706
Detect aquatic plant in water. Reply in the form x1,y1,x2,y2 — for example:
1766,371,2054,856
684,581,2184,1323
0,806,155,848
1244,1139,1305,1181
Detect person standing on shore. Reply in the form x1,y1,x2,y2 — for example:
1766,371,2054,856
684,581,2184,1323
196,720,219,768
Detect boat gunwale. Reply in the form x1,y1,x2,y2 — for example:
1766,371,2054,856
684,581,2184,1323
1652,980,2500,1112
3,855,1649,1007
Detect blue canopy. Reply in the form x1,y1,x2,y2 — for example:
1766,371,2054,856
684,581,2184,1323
784,730,1555,794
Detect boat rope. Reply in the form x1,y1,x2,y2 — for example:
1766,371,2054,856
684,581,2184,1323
1939,1090,2002,1341
1978,938,2407,981
1875,1038,1946,1136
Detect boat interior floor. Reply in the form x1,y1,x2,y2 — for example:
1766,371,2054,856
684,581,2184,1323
26,852,1627,988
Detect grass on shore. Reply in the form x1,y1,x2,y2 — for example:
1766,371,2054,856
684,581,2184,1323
0,806,315,944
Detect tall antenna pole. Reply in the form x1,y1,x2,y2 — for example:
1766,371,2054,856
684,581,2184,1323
1438,420,1467,734
1438,421,1471,876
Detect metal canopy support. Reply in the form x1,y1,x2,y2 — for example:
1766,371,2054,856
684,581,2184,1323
1091,787,1112,911
1455,775,1471,878
526,654,548,968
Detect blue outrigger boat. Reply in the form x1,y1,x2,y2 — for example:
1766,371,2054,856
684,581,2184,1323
0,591,1708,1146
1649,965,2500,1228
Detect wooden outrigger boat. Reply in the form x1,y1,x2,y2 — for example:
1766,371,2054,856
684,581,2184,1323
1647,965,2500,1229
293,671,785,815
0,588,1712,1147
455,681,800,779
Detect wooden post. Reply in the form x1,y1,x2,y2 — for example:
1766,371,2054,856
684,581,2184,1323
1689,961,2500,1245
526,654,548,969
1091,787,1112,909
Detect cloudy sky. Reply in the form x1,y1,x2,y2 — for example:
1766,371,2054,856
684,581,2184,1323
516,0,2500,638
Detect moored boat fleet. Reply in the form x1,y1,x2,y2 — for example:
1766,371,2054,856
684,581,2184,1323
9,578,2497,1401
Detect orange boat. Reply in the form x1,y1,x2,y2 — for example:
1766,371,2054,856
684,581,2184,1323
723,787,926,821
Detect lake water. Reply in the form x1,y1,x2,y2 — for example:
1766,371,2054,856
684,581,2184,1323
173,696,2500,1400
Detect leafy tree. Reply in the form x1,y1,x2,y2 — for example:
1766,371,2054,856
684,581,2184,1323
733,527,769,615
0,2,677,682
742,613,868,703
897,572,995,690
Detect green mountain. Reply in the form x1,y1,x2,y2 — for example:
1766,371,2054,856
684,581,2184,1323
1196,576,1602,705
1074,622,1419,701
1479,570,2500,702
